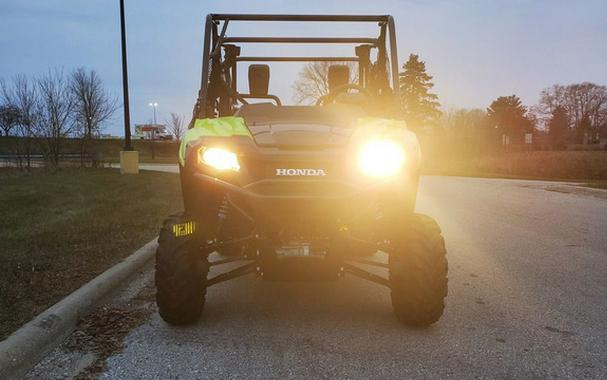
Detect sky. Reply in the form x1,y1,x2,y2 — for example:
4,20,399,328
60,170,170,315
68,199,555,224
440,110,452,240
1,0,606,136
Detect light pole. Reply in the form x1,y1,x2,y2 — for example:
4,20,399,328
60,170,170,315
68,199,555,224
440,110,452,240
148,102,158,159
118,0,138,173
148,102,158,125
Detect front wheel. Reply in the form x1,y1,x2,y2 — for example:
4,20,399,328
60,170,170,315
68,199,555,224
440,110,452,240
389,214,448,327
155,213,209,325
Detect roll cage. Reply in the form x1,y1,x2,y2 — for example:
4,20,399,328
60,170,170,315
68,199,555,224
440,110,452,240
191,14,400,123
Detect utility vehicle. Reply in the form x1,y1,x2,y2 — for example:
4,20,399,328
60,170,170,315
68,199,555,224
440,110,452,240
156,14,448,326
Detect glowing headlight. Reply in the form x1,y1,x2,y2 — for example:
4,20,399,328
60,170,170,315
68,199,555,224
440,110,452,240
199,147,240,172
358,140,405,177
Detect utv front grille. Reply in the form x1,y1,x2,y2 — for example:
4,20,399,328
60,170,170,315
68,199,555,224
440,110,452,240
242,179,359,199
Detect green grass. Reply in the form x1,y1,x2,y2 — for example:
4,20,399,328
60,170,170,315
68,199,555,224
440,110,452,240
422,151,607,181
0,168,182,339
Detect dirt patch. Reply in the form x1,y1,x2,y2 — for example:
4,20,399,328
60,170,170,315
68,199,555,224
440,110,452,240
65,285,155,378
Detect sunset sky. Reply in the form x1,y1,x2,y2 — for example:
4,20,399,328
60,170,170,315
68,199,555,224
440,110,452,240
1,0,606,135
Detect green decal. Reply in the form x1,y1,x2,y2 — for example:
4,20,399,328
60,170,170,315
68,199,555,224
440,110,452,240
179,116,251,165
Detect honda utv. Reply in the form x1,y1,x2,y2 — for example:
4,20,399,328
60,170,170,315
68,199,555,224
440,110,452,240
156,14,447,327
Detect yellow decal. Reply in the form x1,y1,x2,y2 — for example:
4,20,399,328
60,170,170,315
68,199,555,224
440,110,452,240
173,221,195,237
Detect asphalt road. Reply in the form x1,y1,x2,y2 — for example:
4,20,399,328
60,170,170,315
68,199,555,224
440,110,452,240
28,176,607,379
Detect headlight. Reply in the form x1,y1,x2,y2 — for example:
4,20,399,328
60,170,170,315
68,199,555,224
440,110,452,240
199,147,240,172
357,140,405,177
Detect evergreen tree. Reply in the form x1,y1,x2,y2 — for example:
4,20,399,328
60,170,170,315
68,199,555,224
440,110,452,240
548,106,568,149
487,95,533,143
398,54,442,130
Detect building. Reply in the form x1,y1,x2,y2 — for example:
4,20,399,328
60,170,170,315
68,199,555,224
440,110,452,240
134,124,173,140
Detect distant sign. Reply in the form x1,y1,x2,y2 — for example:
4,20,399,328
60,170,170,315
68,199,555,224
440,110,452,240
134,124,173,140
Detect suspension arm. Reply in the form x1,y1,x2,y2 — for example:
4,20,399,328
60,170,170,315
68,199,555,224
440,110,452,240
342,262,390,287
206,261,257,286
344,258,389,269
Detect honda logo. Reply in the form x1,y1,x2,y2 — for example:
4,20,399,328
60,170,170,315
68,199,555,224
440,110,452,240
276,168,327,176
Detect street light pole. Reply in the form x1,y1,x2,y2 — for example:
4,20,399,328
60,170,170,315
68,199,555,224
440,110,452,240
118,0,138,173
120,0,132,151
148,102,158,160
148,102,158,125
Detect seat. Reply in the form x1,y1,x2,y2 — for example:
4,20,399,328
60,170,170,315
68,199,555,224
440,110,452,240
240,64,281,106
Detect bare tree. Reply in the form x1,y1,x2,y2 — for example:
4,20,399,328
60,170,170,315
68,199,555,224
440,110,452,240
69,67,117,139
536,82,607,144
440,108,495,157
1,76,39,169
166,113,185,142
292,61,357,104
69,67,117,166
35,70,76,166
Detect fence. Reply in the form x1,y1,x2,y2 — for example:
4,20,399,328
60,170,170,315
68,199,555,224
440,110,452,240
0,153,107,168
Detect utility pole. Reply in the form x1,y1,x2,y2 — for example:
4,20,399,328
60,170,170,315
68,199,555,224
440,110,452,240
119,0,139,173
120,0,132,150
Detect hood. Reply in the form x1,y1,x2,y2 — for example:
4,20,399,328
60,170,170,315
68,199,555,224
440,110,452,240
248,123,354,148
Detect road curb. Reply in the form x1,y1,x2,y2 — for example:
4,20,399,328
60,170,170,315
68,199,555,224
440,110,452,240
0,239,158,380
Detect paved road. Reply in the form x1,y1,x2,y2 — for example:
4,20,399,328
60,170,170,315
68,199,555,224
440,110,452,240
28,176,607,379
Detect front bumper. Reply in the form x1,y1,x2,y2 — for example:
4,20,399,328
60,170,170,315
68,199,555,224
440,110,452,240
193,172,382,200
189,170,415,239
180,138,418,241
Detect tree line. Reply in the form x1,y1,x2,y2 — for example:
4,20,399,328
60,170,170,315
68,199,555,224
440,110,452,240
293,54,607,153
0,68,116,168
1,66,189,169
404,54,607,151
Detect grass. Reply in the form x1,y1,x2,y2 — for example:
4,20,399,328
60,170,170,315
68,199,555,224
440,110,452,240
3,137,606,178
422,151,607,181
0,136,179,164
0,168,182,339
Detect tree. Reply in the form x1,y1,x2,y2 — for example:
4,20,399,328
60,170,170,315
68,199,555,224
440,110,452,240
547,106,568,149
69,67,117,139
487,95,533,144
1,76,39,169
292,61,357,104
69,67,116,166
577,114,592,145
35,70,75,166
439,108,496,157
0,104,21,136
536,82,607,144
167,113,185,142
399,54,442,130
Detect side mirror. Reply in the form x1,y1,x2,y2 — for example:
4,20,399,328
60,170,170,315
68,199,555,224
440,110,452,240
248,64,270,96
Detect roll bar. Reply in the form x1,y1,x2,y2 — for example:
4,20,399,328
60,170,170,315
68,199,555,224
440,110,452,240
193,14,399,121
210,14,391,22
